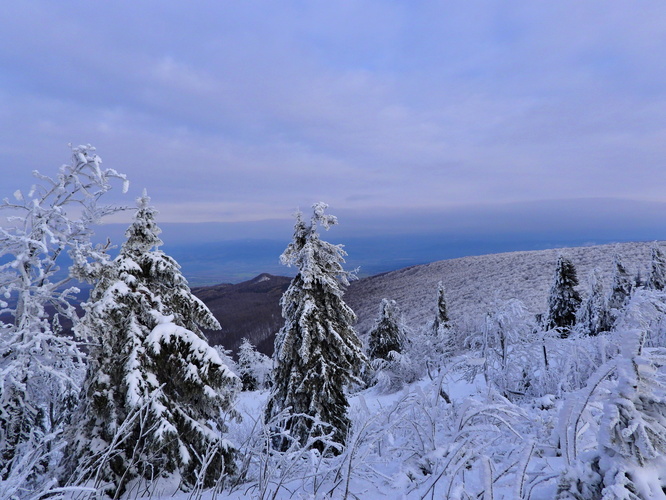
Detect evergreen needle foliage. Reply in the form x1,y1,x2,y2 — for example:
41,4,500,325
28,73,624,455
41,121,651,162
432,280,451,334
68,192,239,496
545,255,582,336
265,202,366,454
368,298,405,361
608,253,634,328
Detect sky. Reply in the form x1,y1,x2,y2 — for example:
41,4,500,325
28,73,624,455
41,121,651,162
2,1,666,282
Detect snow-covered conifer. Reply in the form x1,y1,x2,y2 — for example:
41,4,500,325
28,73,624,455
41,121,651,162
634,270,645,289
0,146,127,477
575,268,610,336
431,281,456,359
607,254,633,328
237,338,272,391
646,242,666,291
545,255,582,337
432,281,451,333
366,299,417,392
559,289,666,498
69,193,239,495
368,299,405,361
265,203,366,453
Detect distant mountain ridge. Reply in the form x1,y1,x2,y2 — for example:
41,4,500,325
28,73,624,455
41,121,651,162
194,241,662,357
346,240,659,337
192,273,291,356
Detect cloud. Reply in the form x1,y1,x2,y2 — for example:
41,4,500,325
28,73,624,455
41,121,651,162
1,0,666,246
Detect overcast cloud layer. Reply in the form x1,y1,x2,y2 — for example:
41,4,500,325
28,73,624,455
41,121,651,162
2,1,666,242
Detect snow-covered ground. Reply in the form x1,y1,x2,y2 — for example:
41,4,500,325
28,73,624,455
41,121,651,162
144,241,666,500
348,240,657,336
5,241,666,499
119,371,561,499
125,367,587,499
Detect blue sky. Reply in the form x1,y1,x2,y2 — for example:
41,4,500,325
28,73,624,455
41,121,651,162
2,1,666,281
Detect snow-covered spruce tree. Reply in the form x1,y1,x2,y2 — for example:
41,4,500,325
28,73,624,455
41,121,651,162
575,268,611,336
368,299,405,361
0,145,127,479
431,281,456,359
545,255,582,337
432,281,450,333
607,253,634,328
366,299,416,392
237,338,272,391
646,243,666,291
69,193,239,495
265,203,366,454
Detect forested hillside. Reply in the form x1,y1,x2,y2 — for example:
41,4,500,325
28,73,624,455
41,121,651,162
193,273,291,355
194,241,658,358
347,241,657,337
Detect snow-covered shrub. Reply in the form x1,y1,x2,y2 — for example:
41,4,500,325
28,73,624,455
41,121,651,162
394,382,536,499
557,289,666,499
0,145,127,479
616,289,666,348
596,350,666,498
464,298,536,398
597,294,666,497
646,243,666,291
370,350,420,394
556,452,604,499
522,331,617,398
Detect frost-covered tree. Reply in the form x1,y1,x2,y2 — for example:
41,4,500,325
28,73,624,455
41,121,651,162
646,243,666,291
265,203,366,453
0,145,127,478
468,298,534,396
368,299,405,361
366,299,416,392
237,338,272,391
68,193,239,495
576,269,610,336
431,281,456,359
598,290,666,498
545,255,582,337
634,270,645,289
607,254,633,327
431,281,450,333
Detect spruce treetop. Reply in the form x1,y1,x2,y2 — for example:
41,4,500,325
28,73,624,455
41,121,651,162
122,190,163,255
